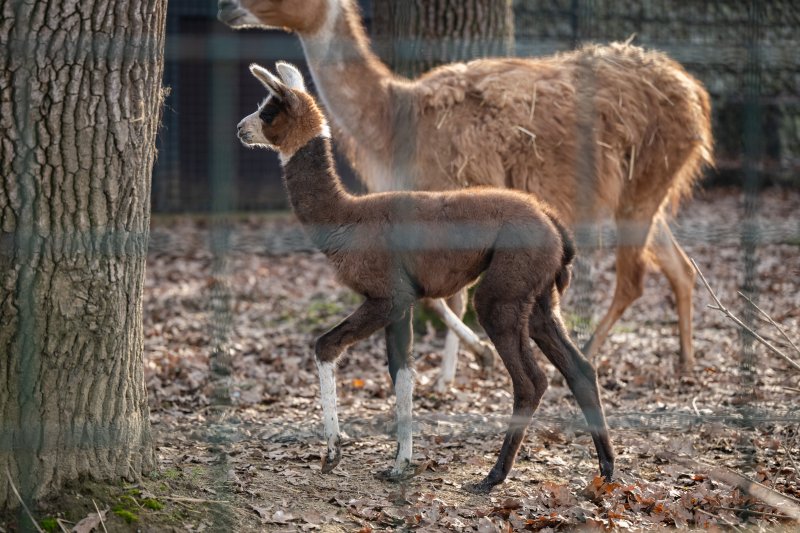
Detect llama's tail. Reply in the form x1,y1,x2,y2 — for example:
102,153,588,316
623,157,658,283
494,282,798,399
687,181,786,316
664,72,715,213
546,212,576,295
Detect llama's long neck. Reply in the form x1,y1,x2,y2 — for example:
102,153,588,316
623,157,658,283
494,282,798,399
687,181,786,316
298,0,395,158
281,136,352,250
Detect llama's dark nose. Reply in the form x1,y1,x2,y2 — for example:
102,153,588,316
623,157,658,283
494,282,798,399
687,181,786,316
218,0,240,24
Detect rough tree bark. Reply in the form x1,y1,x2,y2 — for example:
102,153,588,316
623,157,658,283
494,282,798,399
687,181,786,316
0,0,167,510
372,0,514,77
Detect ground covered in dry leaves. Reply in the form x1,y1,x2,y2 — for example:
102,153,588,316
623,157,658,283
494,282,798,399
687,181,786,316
133,188,800,530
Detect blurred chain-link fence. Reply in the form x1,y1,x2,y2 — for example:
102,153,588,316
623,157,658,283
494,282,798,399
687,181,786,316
139,2,800,525
152,0,799,215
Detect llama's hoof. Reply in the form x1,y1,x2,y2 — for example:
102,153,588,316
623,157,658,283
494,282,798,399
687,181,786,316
462,477,498,495
678,364,696,381
477,343,496,373
376,463,415,482
433,379,451,394
320,441,342,474
600,460,614,482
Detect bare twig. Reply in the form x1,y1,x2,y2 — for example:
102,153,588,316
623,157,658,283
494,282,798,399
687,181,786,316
4,467,45,533
738,291,800,357
783,437,800,475
714,469,800,520
55,518,71,533
162,496,231,504
436,108,450,130
691,396,701,416
716,506,797,521
691,258,800,373
627,145,636,181
784,387,800,394
694,507,741,530
676,457,800,520
92,499,108,533
515,126,544,161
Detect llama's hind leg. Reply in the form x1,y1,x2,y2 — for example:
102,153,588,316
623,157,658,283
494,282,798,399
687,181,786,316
651,218,696,373
384,305,415,480
436,290,467,392
465,278,545,494
316,298,397,473
531,290,614,480
583,203,661,359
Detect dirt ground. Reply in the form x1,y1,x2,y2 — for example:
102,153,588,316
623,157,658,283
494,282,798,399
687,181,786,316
9,188,798,532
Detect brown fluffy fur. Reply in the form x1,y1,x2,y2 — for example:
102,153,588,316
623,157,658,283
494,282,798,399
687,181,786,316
220,0,714,372
263,91,327,159
239,66,614,492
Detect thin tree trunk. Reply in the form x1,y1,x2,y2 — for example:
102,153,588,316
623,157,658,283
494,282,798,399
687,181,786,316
0,0,167,511
372,0,514,77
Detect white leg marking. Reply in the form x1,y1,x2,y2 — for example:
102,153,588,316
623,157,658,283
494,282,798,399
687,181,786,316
430,298,498,369
430,299,482,352
316,360,341,459
436,330,459,392
391,367,414,475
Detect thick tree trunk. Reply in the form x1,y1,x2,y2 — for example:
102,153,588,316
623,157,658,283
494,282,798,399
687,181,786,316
372,0,514,77
0,0,166,510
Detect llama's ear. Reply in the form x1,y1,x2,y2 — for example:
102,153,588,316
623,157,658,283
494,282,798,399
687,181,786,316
250,63,288,100
275,62,306,92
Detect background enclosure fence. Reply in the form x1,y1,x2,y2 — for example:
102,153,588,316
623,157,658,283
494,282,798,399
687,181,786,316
152,0,800,215
101,0,800,527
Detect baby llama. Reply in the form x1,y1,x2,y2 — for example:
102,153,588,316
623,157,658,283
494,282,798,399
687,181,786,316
238,62,614,493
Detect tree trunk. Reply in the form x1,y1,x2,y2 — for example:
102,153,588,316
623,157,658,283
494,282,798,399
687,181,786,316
372,0,514,77
0,0,166,511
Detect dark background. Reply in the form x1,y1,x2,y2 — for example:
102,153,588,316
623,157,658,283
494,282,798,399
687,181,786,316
152,0,799,213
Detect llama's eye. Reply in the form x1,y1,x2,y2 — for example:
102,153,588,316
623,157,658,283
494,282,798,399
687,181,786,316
259,107,279,124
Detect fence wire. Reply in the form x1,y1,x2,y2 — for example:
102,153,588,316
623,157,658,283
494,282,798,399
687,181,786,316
6,0,799,526
143,3,800,523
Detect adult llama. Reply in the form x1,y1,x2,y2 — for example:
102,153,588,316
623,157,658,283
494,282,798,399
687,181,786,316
219,0,713,379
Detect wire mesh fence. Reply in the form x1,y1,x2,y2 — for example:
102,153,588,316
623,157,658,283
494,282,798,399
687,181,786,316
149,0,800,453
3,0,800,527
153,0,800,214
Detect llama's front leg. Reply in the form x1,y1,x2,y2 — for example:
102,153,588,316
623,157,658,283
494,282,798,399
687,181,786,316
316,359,342,473
315,298,396,473
427,298,497,376
385,306,415,480
436,291,466,392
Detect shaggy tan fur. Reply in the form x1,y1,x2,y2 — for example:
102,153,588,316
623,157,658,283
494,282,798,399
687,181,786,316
238,63,614,492
219,0,713,372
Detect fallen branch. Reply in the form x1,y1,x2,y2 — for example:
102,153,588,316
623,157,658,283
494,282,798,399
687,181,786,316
4,467,45,533
738,291,800,358
683,460,800,521
694,507,741,530
715,506,797,521
162,496,231,504
92,499,108,533
690,259,800,373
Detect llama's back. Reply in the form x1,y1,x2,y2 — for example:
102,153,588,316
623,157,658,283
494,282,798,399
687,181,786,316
409,42,713,225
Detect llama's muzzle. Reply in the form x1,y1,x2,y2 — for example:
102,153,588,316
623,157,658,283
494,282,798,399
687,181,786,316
217,0,259,28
